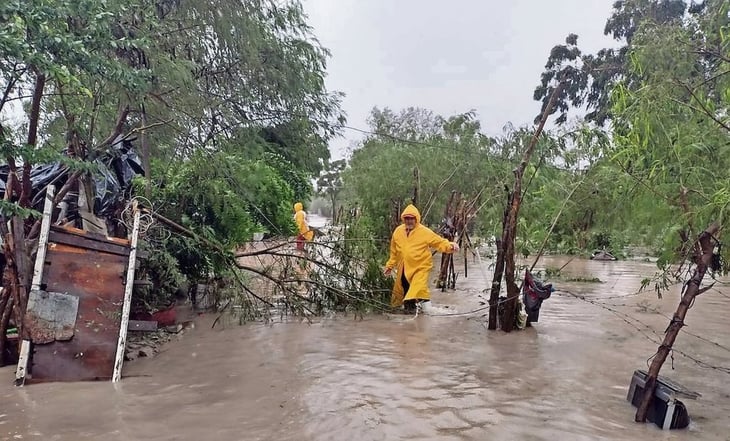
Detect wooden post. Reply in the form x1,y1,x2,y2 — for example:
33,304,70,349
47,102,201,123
438,253,453,290
438,191,457,288
112,202,141,382
635,222,719,422
15,185,55,386
412,167,420,206
448,253,456,289
454,196,467,285
462,232,468,280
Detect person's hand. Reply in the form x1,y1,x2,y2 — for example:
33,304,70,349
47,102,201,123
383,267,393,277
450,242,460,252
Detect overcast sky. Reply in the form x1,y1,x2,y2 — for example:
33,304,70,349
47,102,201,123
301,0,618,159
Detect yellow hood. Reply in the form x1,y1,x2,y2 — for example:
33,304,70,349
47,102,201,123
294,202,303,212
400,204,421,224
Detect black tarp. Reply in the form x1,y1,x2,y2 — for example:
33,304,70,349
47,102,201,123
0,138,144,218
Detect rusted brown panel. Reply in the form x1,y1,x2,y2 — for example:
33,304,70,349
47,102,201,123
29,243,128,382
49,227,130,257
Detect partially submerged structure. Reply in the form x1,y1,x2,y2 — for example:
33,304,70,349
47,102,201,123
15,187,141,384
1,138,146,383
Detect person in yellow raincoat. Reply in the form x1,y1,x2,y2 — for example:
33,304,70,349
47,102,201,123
384,204,459,313
293,202,314,251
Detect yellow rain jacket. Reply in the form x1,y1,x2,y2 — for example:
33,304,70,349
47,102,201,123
294,202,314,241
385,204,455,306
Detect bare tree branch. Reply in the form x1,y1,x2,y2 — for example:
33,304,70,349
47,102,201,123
0,65,26,114
422,164,459,220
94,104,131,151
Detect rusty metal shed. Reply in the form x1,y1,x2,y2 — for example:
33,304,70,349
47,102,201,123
27,226,132,382
15,187,140,384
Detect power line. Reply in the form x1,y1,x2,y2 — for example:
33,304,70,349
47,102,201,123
640,298,730,354
557,289,730,375
342,125,496,157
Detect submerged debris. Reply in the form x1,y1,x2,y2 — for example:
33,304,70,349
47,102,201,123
591,249,617,261
125,322,193,361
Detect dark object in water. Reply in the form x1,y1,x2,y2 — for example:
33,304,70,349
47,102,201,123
627,369,699,430
522,270,554,324
591,249,617,261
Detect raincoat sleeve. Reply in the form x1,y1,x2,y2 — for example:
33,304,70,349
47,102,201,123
385,233,400,270
427,230,455,254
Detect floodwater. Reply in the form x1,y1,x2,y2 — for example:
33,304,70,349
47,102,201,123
1,256,730,441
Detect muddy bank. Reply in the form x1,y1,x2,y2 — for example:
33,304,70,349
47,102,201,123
1,256,729,440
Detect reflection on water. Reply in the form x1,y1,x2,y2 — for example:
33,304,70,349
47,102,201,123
1,256,729,440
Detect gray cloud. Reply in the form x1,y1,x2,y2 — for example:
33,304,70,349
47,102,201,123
303,0,617,159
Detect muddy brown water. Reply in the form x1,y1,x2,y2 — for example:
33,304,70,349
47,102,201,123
1,256,730,440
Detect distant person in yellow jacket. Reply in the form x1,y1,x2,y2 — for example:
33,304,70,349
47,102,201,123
384,204,459,313
293,202,314,251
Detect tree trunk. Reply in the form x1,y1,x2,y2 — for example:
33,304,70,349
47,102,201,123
498,80,564,332
10,218,31,339
20,72,46,207
635,222,719,422
501,197,520,332
488,238,505,330
3,247,24,341
0,289,10,366
0,70,47,351
488,187,511,330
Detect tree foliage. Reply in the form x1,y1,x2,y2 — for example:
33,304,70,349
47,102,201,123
1,0,342,210
342,107,586,250
534,0,688,126
317,158,346,219
0,0,345,325
611,1,730,266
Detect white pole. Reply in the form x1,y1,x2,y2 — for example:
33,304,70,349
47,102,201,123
15,185,55,386
112,202,141,382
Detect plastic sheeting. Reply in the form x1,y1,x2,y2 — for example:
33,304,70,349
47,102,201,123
0,137,144,218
